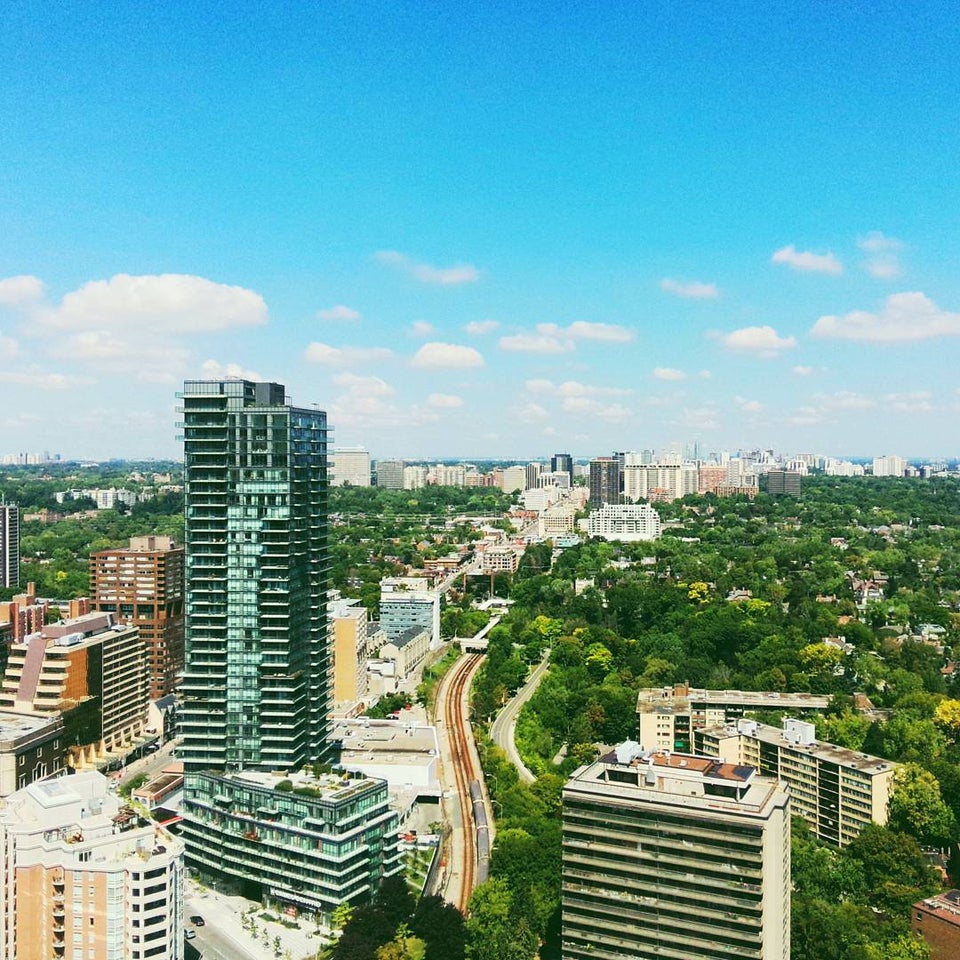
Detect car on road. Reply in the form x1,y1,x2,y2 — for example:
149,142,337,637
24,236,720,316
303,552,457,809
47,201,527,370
189,916,205,926
184,930,197,940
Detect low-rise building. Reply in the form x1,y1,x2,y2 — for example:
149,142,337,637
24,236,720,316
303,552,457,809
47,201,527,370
478,545,520,574
0,712,64,796
913,890,960,960
330,598,371,709
379,627,430,681
182,767,400,920
0,771,184,960
695,717,895,846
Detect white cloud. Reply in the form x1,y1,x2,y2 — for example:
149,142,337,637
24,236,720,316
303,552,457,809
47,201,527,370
0,331,19,357
885,390,933,413
652,367,686,381
698,369,712,379
673,405,720,430
39,273,268,332
0,370,90,390
518,403,549,423
374,250,480,286
558,321,634,343
410,320,435,338
303,342,394,366
734,396,764,413
410,342,484,369
317,304,361,322
562,396,631,421
0,275,45,307
332,372,394,398
811,292,960,342
427,393,463,409
500,321,632,354
720,325,797,356
465,319,499,335
499,332,574,354
815,391,876,410
792,365,814,376
525,379,631,397
660,278,720,299
858,231,902,254
771,245,843,275
857,234,904,280
201,359,264,381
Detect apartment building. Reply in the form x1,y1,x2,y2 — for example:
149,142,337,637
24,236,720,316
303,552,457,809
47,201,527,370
0,503,19,589
581,503,661,542
695,717,895,846
379,578,441,650
562,743,790,960
0,771,184,960
90,536,185,700
0,612,149,769
330,597,370,708
636,683,832,752
330,446,371,487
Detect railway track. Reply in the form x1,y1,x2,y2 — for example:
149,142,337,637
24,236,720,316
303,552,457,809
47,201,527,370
441,652,487,913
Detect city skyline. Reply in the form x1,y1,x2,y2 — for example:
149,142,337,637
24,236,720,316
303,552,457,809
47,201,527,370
3,5,960,458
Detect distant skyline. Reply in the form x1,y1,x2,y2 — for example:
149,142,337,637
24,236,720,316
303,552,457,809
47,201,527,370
2,4,960,459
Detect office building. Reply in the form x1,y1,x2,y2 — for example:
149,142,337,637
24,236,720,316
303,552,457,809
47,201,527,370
562,743,790,960
379,577,441,649
636,683,832,752
551,453,574,485
178,378,397,917
90,536,185,700
0,611,148,770
581,503,661,542
375,459,405,489
0,504,19,589
588,457,620,506
330,446,371,487
525,462,542,490
695,717,895,846
0,771,184,960
765,470,802,497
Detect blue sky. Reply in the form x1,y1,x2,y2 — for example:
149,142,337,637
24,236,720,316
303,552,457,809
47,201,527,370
2,2,959,460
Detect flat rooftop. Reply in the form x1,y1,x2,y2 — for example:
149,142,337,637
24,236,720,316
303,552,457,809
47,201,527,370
704,720,896,776
0,711,61,741
637,686,832,714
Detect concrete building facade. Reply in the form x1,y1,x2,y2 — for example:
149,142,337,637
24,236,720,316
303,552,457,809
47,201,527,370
581,503,661,542
562,743,790,960
330,597,370,708
330,446,371,487
695,717,895,846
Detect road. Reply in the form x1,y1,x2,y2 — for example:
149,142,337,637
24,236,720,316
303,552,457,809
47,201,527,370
489,650,551,785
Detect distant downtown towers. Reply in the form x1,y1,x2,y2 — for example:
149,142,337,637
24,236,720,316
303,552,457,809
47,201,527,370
177,379,399,916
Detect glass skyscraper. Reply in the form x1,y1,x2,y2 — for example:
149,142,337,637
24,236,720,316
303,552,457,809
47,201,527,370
179,379,331,771
177,379,400,914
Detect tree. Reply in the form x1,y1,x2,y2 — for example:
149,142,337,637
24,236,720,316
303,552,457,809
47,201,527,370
465,879,538,960
934,698,960,738
410,896,466,960
888,764,957,848
862,937,930,960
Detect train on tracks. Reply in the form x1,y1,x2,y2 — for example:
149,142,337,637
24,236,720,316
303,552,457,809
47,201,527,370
469,779,490,884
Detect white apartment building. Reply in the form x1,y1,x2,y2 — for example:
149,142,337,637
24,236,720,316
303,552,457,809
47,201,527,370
501,466,527,492
581,503,661,542
330,446,371,487
402,465,428,489
0,771,184,960
873,455,907,477
539,502,578,539
824,458,865,477
562,743,790,960
379,578,441,649
428,464,466,487
622,462,699,502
